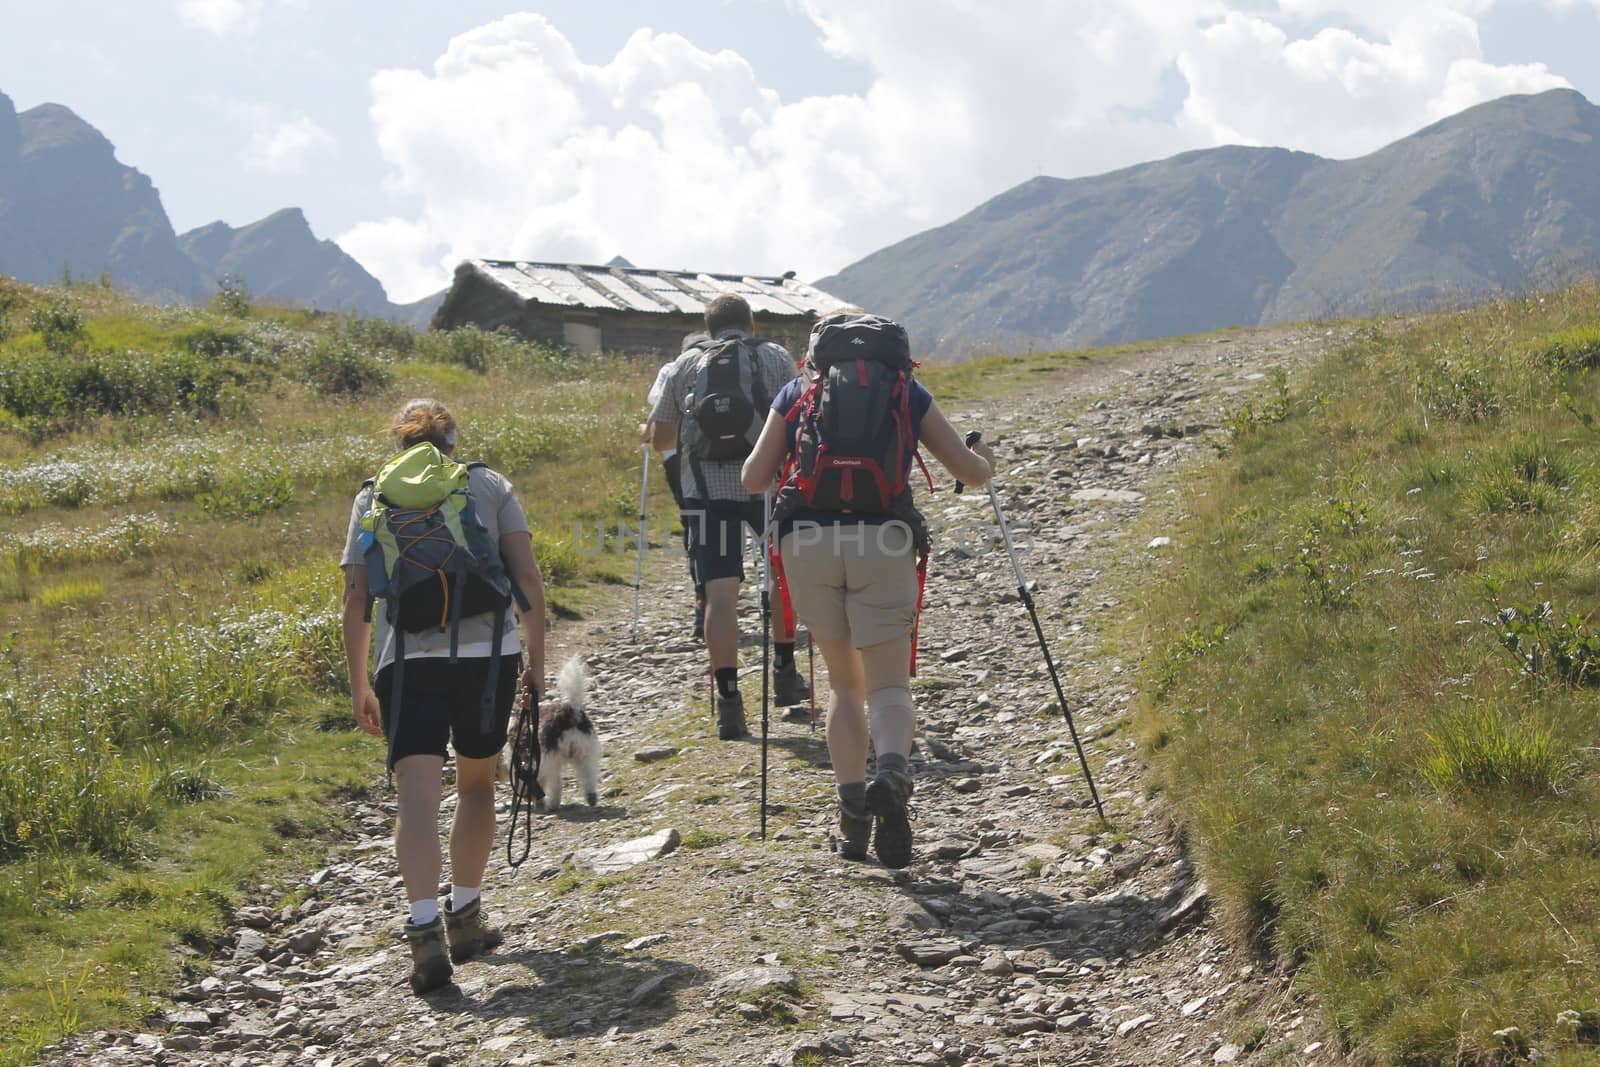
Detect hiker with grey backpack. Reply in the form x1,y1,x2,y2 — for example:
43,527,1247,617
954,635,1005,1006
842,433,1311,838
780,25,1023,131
742,312,993,869
340,398,547,995
639,331,711,639
651,294,810,739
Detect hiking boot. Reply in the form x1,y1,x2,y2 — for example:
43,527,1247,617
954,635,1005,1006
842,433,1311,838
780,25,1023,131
865,768,915,870
835,807,871,861
443,895,503,964
692,599,706,641
403,918,453,995
773,664,810,707
716,692,748,741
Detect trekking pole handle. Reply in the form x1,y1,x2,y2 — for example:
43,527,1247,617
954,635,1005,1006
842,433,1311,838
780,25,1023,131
954,430,982,494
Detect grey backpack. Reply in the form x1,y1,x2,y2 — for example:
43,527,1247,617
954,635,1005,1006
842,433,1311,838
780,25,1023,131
680,336,767,462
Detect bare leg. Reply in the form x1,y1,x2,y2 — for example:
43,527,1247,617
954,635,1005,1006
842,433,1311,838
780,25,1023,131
815,635,867,784
704,575,741,673
394,754,446,906
449,754,499,892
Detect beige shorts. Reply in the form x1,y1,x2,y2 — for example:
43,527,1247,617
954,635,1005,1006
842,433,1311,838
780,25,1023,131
778,521,919,649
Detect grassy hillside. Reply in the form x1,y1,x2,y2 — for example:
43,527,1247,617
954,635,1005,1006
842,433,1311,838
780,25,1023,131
1137,280,1600,1063
0,277,656,1063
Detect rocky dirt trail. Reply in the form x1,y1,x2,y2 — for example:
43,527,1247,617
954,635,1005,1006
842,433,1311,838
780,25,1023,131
38,325,1351,1067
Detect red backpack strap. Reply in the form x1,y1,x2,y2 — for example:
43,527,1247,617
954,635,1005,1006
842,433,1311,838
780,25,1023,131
770,536,796,633
909,543,929,677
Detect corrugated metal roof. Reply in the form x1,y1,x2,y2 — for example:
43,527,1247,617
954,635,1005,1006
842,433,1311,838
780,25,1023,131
470,260,849,318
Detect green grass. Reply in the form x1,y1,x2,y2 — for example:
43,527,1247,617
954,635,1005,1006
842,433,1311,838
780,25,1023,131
1135,279,1600,1064
0,278,666,1060
0,698,372,1066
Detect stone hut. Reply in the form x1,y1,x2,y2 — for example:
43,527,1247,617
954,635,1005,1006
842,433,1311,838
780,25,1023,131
430,259,851,358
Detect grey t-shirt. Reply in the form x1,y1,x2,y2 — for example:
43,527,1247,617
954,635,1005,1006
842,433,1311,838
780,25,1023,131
341,464,530,672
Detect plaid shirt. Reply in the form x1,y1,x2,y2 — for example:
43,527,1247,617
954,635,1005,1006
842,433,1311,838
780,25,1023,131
651,330,798,502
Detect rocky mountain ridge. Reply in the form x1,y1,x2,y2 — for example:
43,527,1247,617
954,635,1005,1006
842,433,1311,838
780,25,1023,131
0,89,429,322
819,89,1600,356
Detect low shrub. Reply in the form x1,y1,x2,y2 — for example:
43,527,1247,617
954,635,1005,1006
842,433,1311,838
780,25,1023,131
1533,325,1600,372
298,338,391,395
1484,600,1600,686
1412,353,1502,421
0,347,226,430
28,296,86,354
533,530,583,586
195,469,295,519
338,314,417,360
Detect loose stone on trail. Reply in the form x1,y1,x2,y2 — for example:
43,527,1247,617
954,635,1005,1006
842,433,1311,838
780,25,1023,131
573,828,682,873
707,966,800,1001
1071,487,1146,504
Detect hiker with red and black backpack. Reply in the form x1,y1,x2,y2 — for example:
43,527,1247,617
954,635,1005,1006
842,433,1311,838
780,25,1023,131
652,294,810,740
741,312,994,869
340,398,547,995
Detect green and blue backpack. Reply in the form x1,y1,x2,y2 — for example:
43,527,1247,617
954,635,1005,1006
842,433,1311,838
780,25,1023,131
359,442,529,770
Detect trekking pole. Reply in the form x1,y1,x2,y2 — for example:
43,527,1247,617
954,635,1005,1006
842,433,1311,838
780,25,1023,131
962,431,1106,823
758,491,773,840
807,632,817,732
631,445,650,641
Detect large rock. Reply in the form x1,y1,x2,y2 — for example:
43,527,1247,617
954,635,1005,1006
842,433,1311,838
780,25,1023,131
573,828,681,874
707,966,799,1001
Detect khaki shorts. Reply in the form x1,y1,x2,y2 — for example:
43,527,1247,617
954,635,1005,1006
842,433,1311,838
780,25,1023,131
778,521,919,649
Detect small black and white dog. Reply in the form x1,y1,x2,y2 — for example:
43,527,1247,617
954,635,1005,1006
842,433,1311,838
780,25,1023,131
502,655,603,809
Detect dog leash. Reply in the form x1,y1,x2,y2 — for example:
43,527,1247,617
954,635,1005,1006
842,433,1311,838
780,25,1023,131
504,686,542,869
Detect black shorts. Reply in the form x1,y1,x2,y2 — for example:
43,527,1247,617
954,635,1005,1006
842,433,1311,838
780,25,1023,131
684,498,766,583
375,654,521,763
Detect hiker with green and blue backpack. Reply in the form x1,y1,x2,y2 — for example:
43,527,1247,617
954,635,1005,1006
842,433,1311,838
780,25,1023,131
741,312,993,869
340,398,546,995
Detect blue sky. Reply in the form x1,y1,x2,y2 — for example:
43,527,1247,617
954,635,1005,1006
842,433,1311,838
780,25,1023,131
1,1,1596,301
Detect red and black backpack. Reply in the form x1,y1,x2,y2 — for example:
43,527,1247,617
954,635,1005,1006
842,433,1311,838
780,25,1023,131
771,313,935,673
776,314,931,514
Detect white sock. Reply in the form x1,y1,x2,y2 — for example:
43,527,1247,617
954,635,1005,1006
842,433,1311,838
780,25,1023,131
409,898,439,926
450,886,480,911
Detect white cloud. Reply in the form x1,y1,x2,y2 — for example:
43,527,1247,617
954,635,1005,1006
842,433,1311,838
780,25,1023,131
175,0,302,36
239,109,335,176
1178,7,1567,154
343,4,1580,302
175,0,263,35
339,217,450,306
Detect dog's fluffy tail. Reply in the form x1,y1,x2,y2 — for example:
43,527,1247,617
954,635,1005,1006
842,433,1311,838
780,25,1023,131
555,655,588,712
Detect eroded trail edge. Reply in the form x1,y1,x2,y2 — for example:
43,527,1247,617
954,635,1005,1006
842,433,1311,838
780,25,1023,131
39,326,1346,1067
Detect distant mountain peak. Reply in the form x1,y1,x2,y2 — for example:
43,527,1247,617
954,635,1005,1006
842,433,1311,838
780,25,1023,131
177,206,392,315
0,84,404,317
17,102,115,157
820,88,1600,355
257,205,310,228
